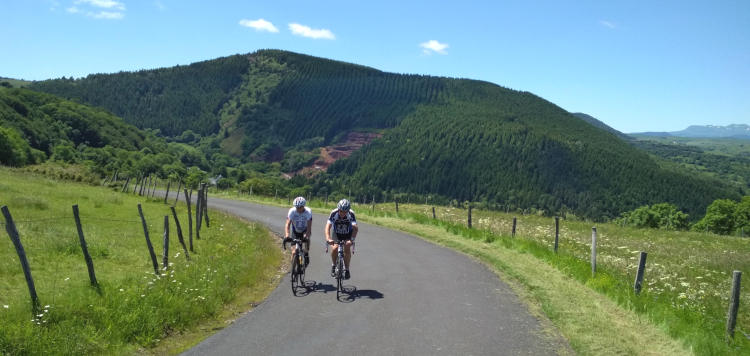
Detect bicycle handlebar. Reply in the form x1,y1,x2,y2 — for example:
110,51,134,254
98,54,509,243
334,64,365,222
324,239,355,253
283,237,309,250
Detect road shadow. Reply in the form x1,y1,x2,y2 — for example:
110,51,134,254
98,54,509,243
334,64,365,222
303,280,337,294
338,285,385,303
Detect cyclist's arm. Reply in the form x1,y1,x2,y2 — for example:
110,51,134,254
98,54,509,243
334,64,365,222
351,224,358,240
325,221,333,242
284,219,292,238
305,219,312,239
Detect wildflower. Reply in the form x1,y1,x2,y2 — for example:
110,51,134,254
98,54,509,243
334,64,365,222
45,305,49,308
64,278,69,281
120,289,124,292
681,282,690,287
3,305,8,309
175,253,180,258
141,295,145,297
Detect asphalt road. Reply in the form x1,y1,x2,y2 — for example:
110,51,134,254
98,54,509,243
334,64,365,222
174,193,564,355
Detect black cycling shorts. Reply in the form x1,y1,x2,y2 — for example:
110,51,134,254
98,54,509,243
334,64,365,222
293,231,308,241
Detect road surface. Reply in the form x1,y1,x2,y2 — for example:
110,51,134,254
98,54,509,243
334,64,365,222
174,194,566,355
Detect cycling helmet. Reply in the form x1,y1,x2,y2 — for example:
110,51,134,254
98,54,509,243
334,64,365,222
293,196,306,208
337,199,351,212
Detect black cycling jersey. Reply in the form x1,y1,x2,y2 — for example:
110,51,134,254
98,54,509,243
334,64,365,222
327,209,357,240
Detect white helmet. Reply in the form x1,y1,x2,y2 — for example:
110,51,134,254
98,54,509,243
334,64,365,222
293,196,306,208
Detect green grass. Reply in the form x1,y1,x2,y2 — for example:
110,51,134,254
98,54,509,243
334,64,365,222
210,190,750,355
631,135,750,158
0,168,283,355
0,78,32,88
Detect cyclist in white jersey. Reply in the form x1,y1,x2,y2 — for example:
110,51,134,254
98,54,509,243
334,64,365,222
285,197,312,266
325,199,358,280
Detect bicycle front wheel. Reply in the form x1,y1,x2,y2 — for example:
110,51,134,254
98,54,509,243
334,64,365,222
336,256,344,299
291,252,300,295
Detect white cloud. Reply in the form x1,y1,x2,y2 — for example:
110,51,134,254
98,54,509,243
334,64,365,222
66,6,81,13
239,19,279,33
288,23,335,40
600,20,616,29
419,40,448,55
76,0,126,10
88,11,124,19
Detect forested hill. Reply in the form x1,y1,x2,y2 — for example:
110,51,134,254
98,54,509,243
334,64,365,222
0,87,159,156
26,49,742,220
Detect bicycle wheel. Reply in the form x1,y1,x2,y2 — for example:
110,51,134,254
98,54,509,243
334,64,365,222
290,251,299,295
297,250,306,288
336,256,344,299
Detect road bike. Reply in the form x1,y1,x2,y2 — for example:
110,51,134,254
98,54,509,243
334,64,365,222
326,239,354,300
283,236,308,295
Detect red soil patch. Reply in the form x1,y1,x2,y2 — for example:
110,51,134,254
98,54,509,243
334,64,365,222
298,132,382,176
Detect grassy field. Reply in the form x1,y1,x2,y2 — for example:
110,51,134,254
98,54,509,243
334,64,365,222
0,78,32,88
0,168,283,355
631,135,750,157
213,190,750,355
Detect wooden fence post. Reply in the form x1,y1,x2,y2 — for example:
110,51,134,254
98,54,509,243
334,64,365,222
170,206,190,260
396,199,399,213
275,189,278,200
72,205,98,289
203,184,210,228
726,271,742,339
554,216,559,252
634,251,647,295
137,204,160,276
372,195,375,213
432,207,436,219
121,177,129,192
326,195,328,206
591,227,597,275
133,172,142,194
101,175,109,187
162,216,169,270
1,206,39,314
183,189,193,252
196,185,203,240
112,171,118,183
173,176,182,207
468,205,472,228
164,180,171,204
512,217,517,237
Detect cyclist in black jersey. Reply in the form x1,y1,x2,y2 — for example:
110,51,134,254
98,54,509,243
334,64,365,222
325,199,358,280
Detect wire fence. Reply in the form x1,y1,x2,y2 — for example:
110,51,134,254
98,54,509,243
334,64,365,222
1,187,208,314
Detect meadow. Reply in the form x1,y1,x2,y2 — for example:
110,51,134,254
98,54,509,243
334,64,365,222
0,168,282,355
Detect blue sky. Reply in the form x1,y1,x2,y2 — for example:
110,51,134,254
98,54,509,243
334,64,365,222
1,0,748,133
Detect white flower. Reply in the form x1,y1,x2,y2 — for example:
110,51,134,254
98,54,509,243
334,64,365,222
44,305,50,308
141,295,145,297
64,278,69,281
3,305,8,309
175,253,180,258
119,289,124,292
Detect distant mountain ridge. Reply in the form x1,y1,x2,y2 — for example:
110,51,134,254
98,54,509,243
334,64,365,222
633,124,750,140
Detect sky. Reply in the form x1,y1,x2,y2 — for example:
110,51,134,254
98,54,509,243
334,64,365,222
1,0,748,133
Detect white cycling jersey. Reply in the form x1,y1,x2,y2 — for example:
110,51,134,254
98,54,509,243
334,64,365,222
287,207,313,233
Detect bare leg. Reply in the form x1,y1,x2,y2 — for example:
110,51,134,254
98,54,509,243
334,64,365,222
344,243,351,269
330,244,338,265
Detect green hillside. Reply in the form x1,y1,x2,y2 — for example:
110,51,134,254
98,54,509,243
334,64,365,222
27,55,250,136
0,87,160,159
24,50,743,220
329,79,739,220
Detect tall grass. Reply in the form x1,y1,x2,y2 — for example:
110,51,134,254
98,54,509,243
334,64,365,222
0,169,282,355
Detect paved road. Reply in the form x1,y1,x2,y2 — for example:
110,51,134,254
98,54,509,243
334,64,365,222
175,194,563,355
